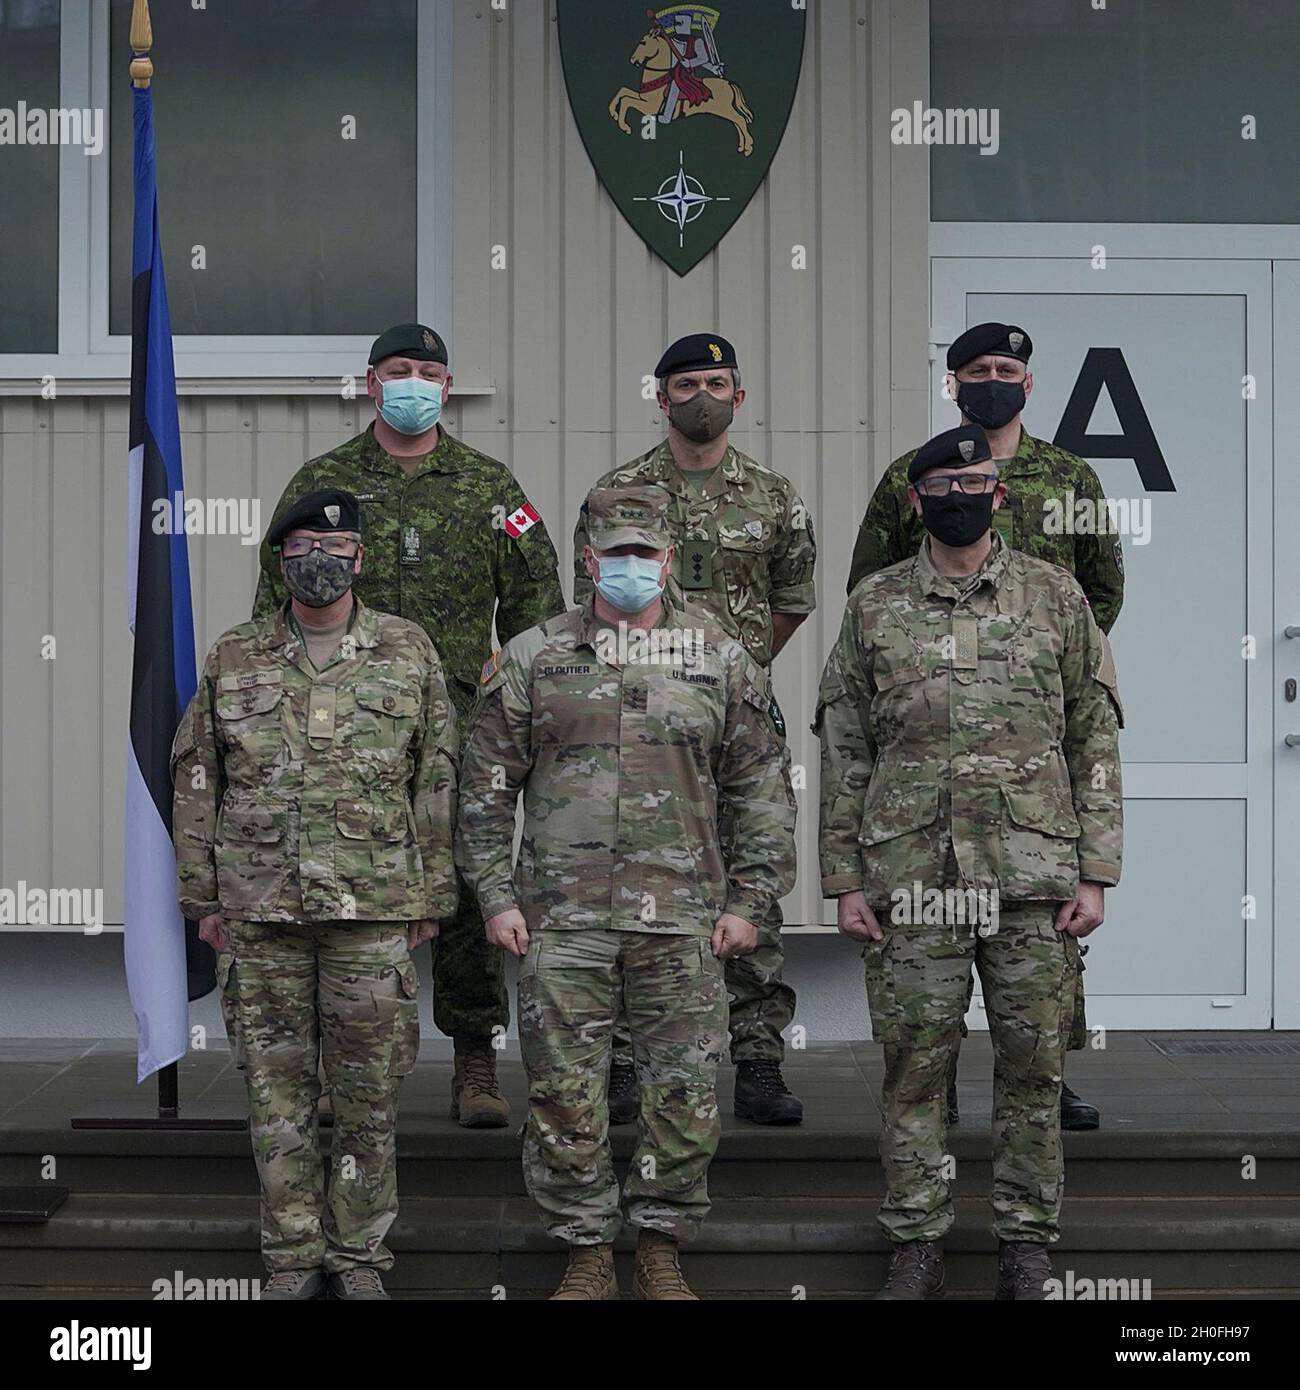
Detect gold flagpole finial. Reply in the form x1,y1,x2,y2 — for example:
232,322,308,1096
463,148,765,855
130,0,154,89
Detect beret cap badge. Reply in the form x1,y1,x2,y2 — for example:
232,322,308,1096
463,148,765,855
1008,331,1024,352
958,439,975,462
324,504,341,525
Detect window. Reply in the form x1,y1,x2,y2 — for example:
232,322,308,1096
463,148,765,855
0,0,61,353
931,0,1300,223
0,0,451,384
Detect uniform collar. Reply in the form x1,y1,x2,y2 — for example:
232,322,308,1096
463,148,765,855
915,530,1011,600
993,427,1046,474
576,590,684,664
355,421,469,479
648,440,746,500
268,595,381,670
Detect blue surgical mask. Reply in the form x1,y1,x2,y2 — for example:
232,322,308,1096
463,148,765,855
377,376,444,435
595,554,666,612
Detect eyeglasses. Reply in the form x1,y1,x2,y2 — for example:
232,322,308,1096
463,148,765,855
915,474,999,498
280,535,360,558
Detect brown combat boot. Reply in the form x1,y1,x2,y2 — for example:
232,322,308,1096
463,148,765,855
450,1044,510,1128
550,1244,618,1300
632,1229,698,1300
873,1240,945,1300
995,1240,1055,1300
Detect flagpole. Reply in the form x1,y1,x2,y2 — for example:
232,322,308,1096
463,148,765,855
73,0,240,1134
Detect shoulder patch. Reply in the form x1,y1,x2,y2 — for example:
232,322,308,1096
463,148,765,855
503,502,540,539
480,651,501,685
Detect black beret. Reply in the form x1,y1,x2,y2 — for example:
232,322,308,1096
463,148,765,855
268,489,362,549
907,426,992,484
946,322,1032,372
368,322,448,366
654,333,738,379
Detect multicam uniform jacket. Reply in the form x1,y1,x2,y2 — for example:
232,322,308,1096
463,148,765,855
455,596,797,935
171,599,458,924
816,534,1124,909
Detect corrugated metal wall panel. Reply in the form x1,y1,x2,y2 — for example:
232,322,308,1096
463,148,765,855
0,0,928,928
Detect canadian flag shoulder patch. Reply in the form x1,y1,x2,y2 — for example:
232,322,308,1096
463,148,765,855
504,502,540,539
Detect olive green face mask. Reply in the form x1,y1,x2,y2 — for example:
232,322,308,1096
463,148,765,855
669,392,734,444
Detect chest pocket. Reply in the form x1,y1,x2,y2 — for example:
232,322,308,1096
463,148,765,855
215,676,285,765
869,626,930,742
717,524,773,617
352,683,422,759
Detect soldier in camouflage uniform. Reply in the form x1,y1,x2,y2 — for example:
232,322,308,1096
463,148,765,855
815,428,1123,1300
458,487,797,1300
572,334,815,1127
252,324,566,1129
847,323,1124,1132
172,490,458,1300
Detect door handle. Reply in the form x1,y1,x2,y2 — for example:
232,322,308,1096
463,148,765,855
1286,627,1300,639
1287,734,1300,747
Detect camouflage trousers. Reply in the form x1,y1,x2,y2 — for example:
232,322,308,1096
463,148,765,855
955,939,1088,1051
610,903,792,1067
218,870,506,1059
519,928,728,1245
863,903,1080,1245
226,920,420,1274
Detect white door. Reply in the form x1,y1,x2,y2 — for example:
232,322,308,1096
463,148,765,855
931,257,1274,1030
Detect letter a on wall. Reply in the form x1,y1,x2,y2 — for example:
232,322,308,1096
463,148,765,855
558,2,807,275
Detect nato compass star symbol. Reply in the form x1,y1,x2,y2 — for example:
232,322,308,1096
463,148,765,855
634,151,730,249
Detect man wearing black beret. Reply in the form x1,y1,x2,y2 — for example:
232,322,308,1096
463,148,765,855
253,324,568,1130
572,332,817,1126
846,322,1124,1132
816,424,1124,1298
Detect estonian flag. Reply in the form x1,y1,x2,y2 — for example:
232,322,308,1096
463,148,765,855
124,76,213,1083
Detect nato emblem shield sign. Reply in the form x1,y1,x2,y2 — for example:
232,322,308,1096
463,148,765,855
558,2,807,276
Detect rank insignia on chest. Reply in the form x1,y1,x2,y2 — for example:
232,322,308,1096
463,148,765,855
401,525,422,564
682,539,713,589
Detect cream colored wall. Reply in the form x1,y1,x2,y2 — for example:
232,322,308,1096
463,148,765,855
0,0,929,930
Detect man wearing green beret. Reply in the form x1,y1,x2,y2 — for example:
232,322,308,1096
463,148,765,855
573,334,816,1126
254,324,567,1128
847,322,1125,1133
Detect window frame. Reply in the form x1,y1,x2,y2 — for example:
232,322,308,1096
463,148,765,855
0,0,458,394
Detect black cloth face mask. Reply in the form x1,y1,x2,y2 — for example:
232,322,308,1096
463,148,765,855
956,379,1026,431
918,490,997,548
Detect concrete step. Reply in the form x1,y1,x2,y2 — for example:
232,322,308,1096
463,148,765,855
4,1194,1299,1296
4,1124,1298,1199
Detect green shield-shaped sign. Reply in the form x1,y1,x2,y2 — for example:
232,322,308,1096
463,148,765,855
558,2,807,276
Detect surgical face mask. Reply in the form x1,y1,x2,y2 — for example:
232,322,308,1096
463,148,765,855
595,553,666,612
668,391,734,444
282,549,357,607
917,490,997,549
376,375,444,435
955,378,1026,431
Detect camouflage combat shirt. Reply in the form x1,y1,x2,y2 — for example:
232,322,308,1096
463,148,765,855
171,598,458,925
455,594,797,935
847,430,1125,633
572,442,817,668
815,533,1123,907
254,425,567,717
